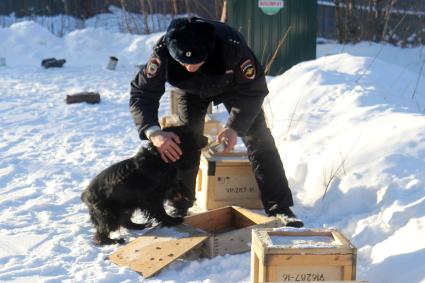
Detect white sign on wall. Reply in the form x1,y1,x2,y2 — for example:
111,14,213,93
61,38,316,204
258,0,284,15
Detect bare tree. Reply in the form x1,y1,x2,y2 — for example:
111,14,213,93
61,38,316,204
119,0,131,33
382,0,397,40
139,0,150,34
185,0,191,15
335,0,345,43
346,0,360,42
171,0,178,18
265,25,293,76
145,0,155,32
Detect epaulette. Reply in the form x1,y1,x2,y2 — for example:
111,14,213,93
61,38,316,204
227,37,241,46
153,36,167,53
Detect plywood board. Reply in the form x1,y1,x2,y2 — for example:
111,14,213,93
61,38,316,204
109,235,208,278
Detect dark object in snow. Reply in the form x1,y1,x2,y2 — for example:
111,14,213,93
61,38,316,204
80,125,208,246
41,57,66,68
106,56,118,70
65,92,101,104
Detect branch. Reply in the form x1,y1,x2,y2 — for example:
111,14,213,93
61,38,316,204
355,12,407,84
264,25,293,75
411,46,425,101
322,130,363,200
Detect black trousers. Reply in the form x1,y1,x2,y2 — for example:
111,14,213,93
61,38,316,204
175,91,294,215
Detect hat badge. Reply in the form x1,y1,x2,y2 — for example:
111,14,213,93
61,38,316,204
185,51,192,57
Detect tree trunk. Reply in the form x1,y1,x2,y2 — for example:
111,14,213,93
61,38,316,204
373,0,385,42
347,0,355,42
334,0,345,43
119,0,131,33
185,0,191,15
139,0,150,34
171,0,178,18
382,0,397,41
146,0,154,32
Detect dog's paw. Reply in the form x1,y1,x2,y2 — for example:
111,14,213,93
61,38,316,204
168,207,189,218
93,233,125,246
161,216,184,227
95,237,125,246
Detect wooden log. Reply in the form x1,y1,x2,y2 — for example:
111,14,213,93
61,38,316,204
41,58,66,68
65,92,101,104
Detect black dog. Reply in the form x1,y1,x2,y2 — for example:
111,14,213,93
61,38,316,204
81,126,207,245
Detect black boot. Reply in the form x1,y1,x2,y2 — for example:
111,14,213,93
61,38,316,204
270,206,304,228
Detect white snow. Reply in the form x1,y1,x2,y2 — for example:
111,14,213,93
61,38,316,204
270,235,337,248
1,19,425,283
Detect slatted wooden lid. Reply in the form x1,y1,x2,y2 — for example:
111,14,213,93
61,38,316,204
109,234,208,278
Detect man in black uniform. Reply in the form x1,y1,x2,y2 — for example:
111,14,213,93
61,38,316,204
129,17,303,227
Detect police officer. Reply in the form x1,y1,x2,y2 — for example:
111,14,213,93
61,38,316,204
129,17,303,227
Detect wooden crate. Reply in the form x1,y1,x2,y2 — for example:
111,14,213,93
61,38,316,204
203,118,223,136
170,89,213,115
275,281,367,283
159,114,181,128
170,89,180,116
184,206,281,258
109,206,282,278
251,228,357,283
195,151,263,210
160,115,223,137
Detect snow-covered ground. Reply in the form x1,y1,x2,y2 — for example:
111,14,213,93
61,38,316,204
1,19,425,283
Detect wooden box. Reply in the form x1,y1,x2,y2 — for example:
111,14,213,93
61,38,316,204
195,151,263,210
170,89,213,116
203,118,223,136
184,206,281,258
251,228,357,283
109,206,281,278
159,114,181,128
160,114,223,137
170,89,180,116
280,281,366,283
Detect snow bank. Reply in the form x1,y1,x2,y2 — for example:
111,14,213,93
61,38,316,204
266,52,425,283
0,20,163,67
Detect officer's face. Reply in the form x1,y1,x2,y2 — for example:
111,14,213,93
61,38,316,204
180,62,204,72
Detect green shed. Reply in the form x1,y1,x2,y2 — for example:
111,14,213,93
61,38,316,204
228,0,317,76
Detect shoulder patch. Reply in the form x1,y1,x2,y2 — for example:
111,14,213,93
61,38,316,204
145,56,161,79
240,59,256,80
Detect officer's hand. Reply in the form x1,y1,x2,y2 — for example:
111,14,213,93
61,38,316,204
150,131,182,163
217,128,238,153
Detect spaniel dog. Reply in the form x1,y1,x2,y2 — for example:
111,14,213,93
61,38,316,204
81,126,207,245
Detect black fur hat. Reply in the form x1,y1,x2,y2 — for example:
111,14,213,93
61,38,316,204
165,17,215,64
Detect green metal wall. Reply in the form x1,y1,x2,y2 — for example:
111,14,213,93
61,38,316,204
228,0,317,76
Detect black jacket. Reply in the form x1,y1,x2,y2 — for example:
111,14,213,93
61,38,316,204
130,17,269,140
